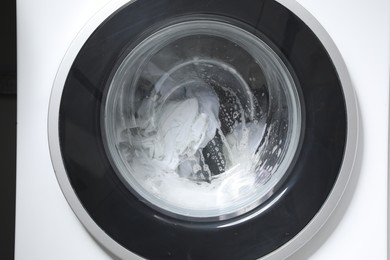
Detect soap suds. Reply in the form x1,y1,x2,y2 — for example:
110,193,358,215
118,63,268,213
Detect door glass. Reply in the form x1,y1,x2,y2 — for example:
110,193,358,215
103,18,301,220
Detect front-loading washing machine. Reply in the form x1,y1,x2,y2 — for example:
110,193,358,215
15,0,389,259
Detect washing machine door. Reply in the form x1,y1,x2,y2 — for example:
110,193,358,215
49,0,358,259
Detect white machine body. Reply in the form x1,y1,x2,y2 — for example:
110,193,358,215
16,0,389,259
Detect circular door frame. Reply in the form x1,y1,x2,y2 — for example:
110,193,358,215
48,0,359,259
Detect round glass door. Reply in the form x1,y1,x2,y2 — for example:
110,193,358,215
103,18,301,220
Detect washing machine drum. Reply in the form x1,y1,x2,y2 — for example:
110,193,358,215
52,0,349,259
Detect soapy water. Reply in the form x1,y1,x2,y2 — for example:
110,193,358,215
116,60,279,212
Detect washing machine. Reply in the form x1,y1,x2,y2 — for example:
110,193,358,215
15,0,389,259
